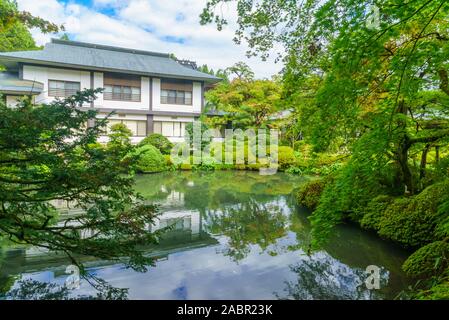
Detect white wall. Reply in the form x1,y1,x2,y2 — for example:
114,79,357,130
6,95,21,108
96,112,147,144
21,67,203,114
151,78,202,113
93,72,104,106
23,65,91,107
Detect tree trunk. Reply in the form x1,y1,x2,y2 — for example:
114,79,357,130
396,99,415,194
420,144,431,180
398,138,414,194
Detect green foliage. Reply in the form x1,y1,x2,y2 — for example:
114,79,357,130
226,62,254,81
107,122,132,151
309,123,398,248
402,241,449,278
202,0,449,300
0,21,36,52
197,64,230,83
285,166,303,175
131,145,166,173
180,163,193,170
139,133,173,155
185,122,212,151
277,146,296,170
415,281,449,300
295,178,329,210
376,181,449,247
0,90,159,271
360,196,394,231
205,76,282,130
0,0,62,52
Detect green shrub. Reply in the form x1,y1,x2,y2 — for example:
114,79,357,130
415,281,449,300
378,198,437,247
286,166,303,175
107,123,132,152
180,163,192,170
376,181,449,247
278,146,296,170
132,145,166,173
402,241,449,278
295,178,328,210
164,154,173,166
139,134,173,154
360,195,394,230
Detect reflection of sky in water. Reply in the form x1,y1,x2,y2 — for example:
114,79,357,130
1,172,411,300
11,232,390,300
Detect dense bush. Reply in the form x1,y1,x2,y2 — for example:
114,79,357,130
180,163,193,170
375,181,449,247
139,134,173,154
360,195,394,230
131,145,166,173
415,281,449,300
295,178,329,210
402,241,449,277
278,146,296,170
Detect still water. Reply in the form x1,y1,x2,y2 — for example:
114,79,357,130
0,171,411,299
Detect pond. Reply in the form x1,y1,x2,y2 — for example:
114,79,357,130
0,171,412,300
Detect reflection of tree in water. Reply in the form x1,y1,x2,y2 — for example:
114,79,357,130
204,199,288,261
276,252,389,300
3,276,128,300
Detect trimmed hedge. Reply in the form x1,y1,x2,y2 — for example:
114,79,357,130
402,241,449,278
132,145,166,173
139,134,173,154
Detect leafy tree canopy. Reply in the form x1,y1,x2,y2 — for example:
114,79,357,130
205,62,282,130
0,91,161,272
0,0,63,52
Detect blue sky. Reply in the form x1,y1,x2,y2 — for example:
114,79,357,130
16,0,283,78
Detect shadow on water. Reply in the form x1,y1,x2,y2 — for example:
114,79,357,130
1,171,412,299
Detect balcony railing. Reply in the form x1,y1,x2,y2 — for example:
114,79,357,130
48,88,80,98
104,92,141,102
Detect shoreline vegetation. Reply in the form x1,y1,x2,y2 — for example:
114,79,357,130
2,0,449,301
134,128,449,299
295,175,449,300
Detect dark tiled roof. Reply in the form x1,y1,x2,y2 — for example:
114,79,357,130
0,39,221,83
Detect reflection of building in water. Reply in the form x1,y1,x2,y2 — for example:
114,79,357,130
0,209,216,279
149,210,201,239
148,189,185,209
0,187,216,281
49,199,85,216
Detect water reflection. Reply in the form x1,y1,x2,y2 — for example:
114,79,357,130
1,171,411,300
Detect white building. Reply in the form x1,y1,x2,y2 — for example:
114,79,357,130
0,39,222,143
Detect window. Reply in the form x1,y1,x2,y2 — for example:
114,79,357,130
48,80,80,97
154,122,162,135
104,85,141,102
103,72,141,102
106,119,147,137
153,121,188,137
161,90,192,105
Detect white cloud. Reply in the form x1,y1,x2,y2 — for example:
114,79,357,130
16,0,283,78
